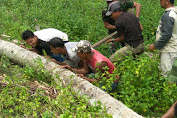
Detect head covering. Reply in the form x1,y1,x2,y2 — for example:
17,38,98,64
72,40,92,53
106,1,121,16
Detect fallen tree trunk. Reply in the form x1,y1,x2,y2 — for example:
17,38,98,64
0,39,143,118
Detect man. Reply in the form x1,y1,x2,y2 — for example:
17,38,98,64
105,1,144,63
148,0,177,76
102,0,118,36
21,28,69,62
102,0,142,35
63,40,118,91
161,101,177,118
102,0,142,54
47,37,81,68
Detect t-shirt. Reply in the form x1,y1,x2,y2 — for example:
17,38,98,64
35,39,64,62
86,50,115,74
64,42,80,66
35,39,52,56
34,28,68,42
115,12,143,48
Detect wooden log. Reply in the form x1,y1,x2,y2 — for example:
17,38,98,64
0,39,143,118
92,31,117,48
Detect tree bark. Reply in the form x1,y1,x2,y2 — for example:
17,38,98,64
0,39,143,118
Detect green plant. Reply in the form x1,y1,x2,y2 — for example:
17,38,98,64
0,56,111,117
113,53,177,117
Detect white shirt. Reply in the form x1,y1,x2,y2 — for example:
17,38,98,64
65,42,80,65
34,28,68,42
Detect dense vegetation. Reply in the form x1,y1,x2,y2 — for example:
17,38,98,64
0,56,111,117
0,0,177,117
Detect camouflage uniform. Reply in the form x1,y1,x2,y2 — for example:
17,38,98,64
119,0,134,13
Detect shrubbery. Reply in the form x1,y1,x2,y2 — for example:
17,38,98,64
0,55,111,117
114,54,177,117
1,0,177,117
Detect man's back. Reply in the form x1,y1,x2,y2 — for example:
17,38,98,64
115,12,143,47
34,28,68,42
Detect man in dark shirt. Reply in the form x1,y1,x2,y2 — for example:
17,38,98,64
102,0,143,53
21,30,65,62
102,0,142,34
105,1,144,63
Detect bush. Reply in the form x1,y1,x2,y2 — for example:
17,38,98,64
114,54,177,117
0,55,111,117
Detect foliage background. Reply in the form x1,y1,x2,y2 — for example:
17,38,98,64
1,0,177,117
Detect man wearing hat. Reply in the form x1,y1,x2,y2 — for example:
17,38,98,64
148,0,177,77
21,28,69,62
62,40,119,91
102,0,143,54
102,0,142,35
106,1,144,63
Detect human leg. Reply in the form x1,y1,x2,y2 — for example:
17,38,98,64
109,45,130,63
160,52,177,77
131,42,145,55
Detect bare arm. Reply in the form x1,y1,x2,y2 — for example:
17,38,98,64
51,59,66,65
77,74,97,83
133,2,141,18
133,2,143,31
106,34,125,43
20,45,39,53
103,22,116,30
161,101,177,118
62,60,89,75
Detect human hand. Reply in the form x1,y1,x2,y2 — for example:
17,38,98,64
19,45,28,49
77,74,90,80
61,65,72,70
105,39,113,44
147,44,156,51
51,58,57,63
44,55,50,59
50,56,57,62
77,74,85,78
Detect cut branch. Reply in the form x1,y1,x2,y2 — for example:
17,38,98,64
92,31,117,48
